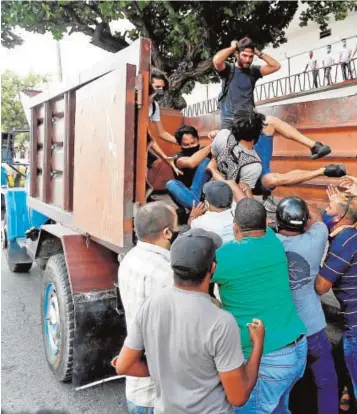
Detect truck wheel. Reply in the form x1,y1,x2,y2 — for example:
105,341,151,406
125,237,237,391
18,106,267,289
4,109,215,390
41,254,74,382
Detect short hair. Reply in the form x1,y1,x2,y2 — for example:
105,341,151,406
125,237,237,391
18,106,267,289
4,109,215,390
134,201,175,241
237,37,255,52
174,125,199,145
231,109,266,143
173,268,208,287
149,83,155,96
151,71,169,90
339,195,357,223
234,198,266,232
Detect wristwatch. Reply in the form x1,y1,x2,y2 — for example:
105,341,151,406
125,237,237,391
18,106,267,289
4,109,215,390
259,52,264,59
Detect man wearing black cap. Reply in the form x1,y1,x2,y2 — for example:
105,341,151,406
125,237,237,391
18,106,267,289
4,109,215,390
116,228,265,414
189,180,247,243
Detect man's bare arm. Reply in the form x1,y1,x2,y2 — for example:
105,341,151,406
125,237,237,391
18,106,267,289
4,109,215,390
176,144,212,170
315,275,333,296
219,320,264,407
213,41,237,72
115,346,150,377
256,49,281,76
150,120,177,144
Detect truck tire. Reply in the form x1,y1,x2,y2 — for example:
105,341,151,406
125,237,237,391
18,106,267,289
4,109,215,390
41,254,74,382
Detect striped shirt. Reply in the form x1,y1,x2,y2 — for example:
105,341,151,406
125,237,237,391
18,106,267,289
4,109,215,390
320,227,357,332
118,241,173,407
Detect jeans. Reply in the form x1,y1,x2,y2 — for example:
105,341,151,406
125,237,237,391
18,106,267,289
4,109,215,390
127,401,154,414
234,337,307,414
341,62,353,81
307,329,338,414
343,332,357,399
166,158,210,209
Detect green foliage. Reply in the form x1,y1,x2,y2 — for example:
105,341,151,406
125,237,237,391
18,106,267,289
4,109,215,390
1,1,355,108
300,1,356,30
1,70,49,133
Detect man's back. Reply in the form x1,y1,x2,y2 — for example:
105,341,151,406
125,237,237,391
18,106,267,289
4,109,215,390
276,222,328,337
191,209,235,243
214,228,305,357
127,286,244,414
119,241,173,406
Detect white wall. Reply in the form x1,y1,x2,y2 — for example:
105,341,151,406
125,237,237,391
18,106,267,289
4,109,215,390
183,6,357,106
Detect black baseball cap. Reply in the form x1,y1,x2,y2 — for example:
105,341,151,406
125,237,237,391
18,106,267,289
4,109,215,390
203,181,233,209
170,228,222,274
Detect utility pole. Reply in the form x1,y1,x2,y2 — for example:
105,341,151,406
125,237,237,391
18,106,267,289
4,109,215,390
56,41,63,82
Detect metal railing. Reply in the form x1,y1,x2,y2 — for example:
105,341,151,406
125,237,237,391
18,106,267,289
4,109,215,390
254,58,357,102
183,58,357,117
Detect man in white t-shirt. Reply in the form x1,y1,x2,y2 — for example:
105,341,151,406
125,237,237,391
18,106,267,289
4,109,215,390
189,180,248,243
305,50,319,88
146,85,182,198
340,38,352,81
322,45,334,85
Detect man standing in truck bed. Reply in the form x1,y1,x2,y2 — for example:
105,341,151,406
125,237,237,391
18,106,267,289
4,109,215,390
213,37,281,130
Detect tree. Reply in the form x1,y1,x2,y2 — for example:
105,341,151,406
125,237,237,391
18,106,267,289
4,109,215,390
1,70,49,141
2,1,355,109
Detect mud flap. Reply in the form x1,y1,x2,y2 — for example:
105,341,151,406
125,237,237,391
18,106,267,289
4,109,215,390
72,289,127,387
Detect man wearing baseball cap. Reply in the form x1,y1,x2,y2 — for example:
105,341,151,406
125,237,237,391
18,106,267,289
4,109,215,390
189,180,247,243
116,228,265,414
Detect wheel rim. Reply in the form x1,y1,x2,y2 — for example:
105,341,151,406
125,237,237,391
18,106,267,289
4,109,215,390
44,283,61,355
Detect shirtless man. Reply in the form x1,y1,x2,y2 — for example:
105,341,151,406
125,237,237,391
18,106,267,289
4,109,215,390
209,109,346,212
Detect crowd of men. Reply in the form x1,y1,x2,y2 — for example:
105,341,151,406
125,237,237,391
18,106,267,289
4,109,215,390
113,37,357,414
306,37,357,87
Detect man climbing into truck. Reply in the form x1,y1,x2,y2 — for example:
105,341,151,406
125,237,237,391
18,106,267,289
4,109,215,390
212,37,336,211
166,125,212,215
209,109,346,211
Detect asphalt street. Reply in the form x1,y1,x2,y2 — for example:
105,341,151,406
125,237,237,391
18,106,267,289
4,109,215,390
1,252,128,414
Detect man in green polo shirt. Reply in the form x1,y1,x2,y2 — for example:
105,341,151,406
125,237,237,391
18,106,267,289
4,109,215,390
213,198,307,413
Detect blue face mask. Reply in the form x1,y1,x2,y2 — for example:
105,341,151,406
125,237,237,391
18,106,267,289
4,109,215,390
322,210,340,230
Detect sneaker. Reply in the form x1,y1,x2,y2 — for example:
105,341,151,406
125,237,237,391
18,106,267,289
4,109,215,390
324,164,346,178
262,195,277,213
311,142,331,160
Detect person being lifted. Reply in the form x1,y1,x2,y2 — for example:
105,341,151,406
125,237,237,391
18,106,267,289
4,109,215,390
213,37,281,130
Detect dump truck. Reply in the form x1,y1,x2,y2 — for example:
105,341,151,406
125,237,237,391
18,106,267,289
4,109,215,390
2,36,357,403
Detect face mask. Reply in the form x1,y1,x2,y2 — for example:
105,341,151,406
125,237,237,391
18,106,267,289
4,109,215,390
170,230,179,244
322,210,340,230
154,87,164,96
181,145,199,157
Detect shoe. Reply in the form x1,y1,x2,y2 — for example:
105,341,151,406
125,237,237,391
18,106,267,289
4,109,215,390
324,164,346,177
262,195,277,213
311,142,331,160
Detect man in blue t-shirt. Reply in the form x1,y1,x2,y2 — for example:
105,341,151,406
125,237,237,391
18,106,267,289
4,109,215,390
276,196,338,414
315,186,357,403
213,37,281,129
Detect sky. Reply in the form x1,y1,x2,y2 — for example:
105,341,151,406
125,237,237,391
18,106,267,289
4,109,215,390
1,21,134,82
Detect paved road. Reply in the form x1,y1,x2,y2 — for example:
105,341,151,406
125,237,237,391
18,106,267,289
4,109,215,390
1,252,128,414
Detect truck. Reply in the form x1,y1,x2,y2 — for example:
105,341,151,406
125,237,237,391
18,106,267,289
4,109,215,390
2,36,357,402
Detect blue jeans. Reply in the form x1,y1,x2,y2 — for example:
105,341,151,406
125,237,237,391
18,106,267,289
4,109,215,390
307,329,338,414
166,158,210,209
234,337,307,414
343,332,357,399
127,401,154,414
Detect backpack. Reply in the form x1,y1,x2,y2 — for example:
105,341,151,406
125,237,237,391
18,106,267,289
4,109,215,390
216,133,262,183
217,62,258,110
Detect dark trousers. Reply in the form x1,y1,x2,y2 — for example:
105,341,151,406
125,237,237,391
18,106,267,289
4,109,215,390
341,62,352,80
324,67,332,85
344,332,357,400
307,329,339,414
312,69,319,88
